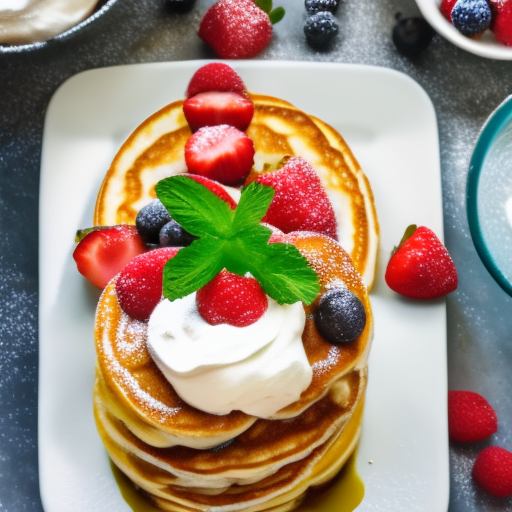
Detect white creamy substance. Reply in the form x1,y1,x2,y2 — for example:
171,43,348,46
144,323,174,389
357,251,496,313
0,0,99,45
147,293,311,418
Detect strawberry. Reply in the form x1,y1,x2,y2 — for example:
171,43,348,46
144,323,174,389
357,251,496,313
439,0,457,21
198,0,273,59
183,91,254,132
184,124,255,186
255,156,338,240
472,446,512,498
116,247,180,321
384,225,458,299
196,269,268,327
73,225,146,289
186,62,248,98
186,174,237,208
448,390,498,443
490,0,512,46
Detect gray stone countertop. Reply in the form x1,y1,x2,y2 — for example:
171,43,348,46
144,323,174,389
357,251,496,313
1,0,512,511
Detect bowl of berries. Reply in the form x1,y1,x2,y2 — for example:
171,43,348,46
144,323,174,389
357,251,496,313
467,95,512,295
415,0,512,59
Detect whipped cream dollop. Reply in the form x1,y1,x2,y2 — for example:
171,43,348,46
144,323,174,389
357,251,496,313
0,0,99,45
147,293,311,418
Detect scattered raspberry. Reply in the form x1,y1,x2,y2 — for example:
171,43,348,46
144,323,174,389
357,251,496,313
440,0,457,21
472,446,512,498
196,269,268,327
185,124,255,186
183,91,254,132
490,0,512,45
385,225,458,299
255,156,338,240
198,0,273,59
448,390,498,443
186,62,248,98
116,247,180,321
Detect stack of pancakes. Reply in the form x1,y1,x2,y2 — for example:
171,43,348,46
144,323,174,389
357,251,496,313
92,94,378,511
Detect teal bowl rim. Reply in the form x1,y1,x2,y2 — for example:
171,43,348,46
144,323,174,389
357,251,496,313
466,94,512,296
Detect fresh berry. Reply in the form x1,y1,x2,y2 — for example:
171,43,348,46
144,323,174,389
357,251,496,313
136,199,172,245
255,156,338,240
392,14,435,58
198,0,273,59
448,390,498,443
440,0,458,21
314,288,366,344
185,125,255,186
183,91,254,132
164,0,196,14
186,174,237,208
472,446,512,498
490,1,512,45
451,0,492,37
116,247,180,321
305,0,338,14
304,11,339,48
159,219,197,247
73,225,146,289
385,225,458,299
196,269,268,327
186,62,247,98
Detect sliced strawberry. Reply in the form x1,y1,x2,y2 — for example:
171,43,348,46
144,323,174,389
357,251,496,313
183,91,254,132
116,247,180,321
186,62,248,98
185,174,237,208
385,225,458,299
73,225,146,289
448,390,498,443
473,446,512,498
184,125,255,186
255,156,338,240
198,0,273,59
196,269,268,327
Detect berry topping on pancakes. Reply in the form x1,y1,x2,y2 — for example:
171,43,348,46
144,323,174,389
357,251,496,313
73,225,146,289
116,247,180,321
185,125,255,186
186,62,248,98
196,270,268,327
255,156,338,240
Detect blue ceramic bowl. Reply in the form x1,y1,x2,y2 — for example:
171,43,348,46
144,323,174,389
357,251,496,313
467,95,512,296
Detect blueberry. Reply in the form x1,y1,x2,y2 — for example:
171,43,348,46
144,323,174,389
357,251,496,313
304,11,339,48
451,0,491,36
159,219,197,247
314,288,366,345
305,0,339,14
164,0,196,13
392,14,435,59
136,199,172,245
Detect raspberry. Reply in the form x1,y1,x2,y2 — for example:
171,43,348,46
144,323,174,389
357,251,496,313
440,0,458,21
448,390,498,443
196,270,268,327
472,446,512,498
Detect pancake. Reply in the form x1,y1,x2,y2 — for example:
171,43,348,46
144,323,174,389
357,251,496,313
93,94,379,289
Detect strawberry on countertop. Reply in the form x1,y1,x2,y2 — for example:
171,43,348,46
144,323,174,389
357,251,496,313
385,224,458,299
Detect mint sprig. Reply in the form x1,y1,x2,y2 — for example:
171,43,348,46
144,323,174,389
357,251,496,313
155,176,320,305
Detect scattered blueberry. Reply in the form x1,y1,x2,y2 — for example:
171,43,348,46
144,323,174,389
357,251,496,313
136,199,172,245
451,0,491,37
305,0,339,14
164,0,196,14
314,288,366,345
159,219,197,247
392,14,435,59
304,11,339,48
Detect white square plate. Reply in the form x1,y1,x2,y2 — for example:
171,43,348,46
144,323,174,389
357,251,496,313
39,60,448,512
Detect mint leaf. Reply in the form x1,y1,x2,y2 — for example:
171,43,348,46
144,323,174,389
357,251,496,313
163,237,225,301
156,176,234,238
232,182,274,234
269,7,285,24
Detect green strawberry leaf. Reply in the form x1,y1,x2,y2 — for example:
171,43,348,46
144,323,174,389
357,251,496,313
254,0,272,14
391,224,417,256
269,7,285,24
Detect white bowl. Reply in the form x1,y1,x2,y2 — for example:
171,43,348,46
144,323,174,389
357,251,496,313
415,0,512,60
